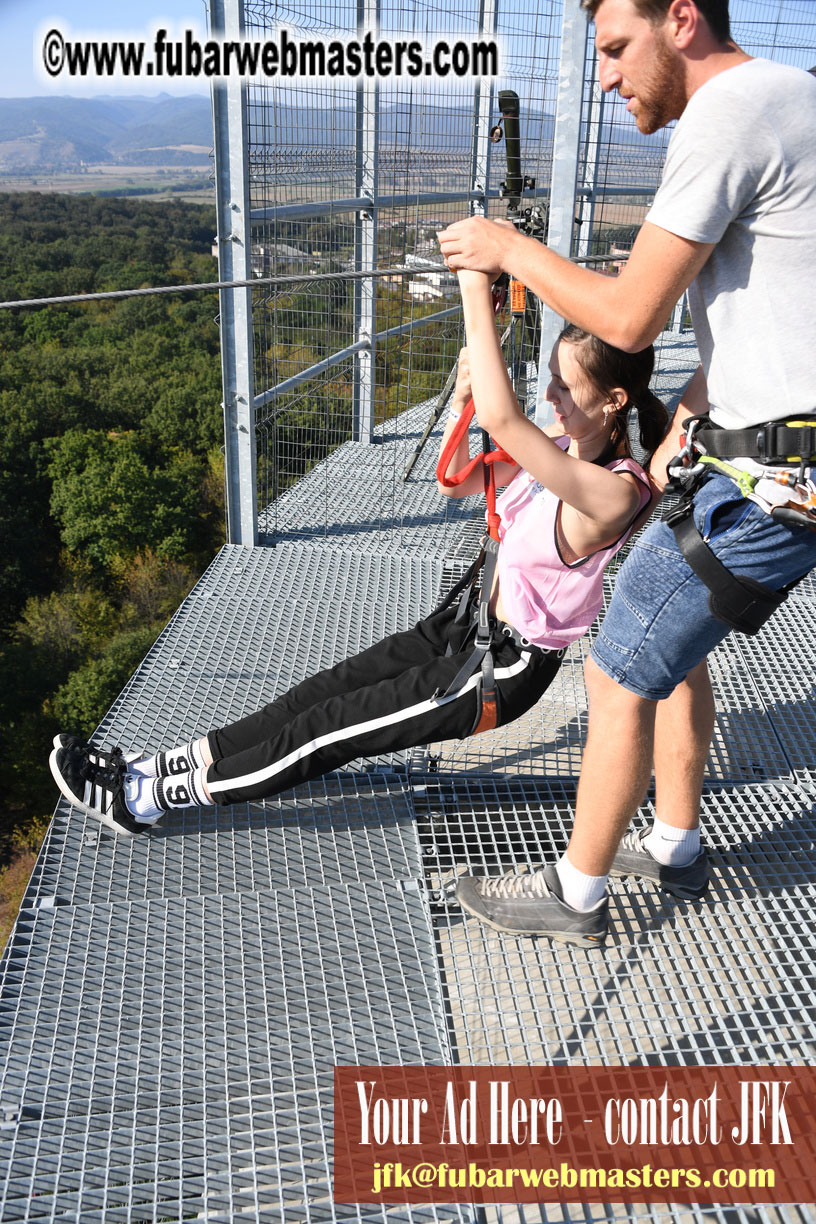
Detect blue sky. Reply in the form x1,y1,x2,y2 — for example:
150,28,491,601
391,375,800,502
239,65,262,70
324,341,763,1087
5,1,815,99
3,0,210,96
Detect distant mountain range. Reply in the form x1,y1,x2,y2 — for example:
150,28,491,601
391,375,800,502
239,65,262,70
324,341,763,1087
0,95,214,171
0,93,665,175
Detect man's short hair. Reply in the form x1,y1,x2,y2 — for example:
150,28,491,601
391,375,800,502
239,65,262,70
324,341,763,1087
581,0,731,44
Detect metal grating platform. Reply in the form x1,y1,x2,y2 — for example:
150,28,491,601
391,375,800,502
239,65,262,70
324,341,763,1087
4,334,816,1222
0,886,461,1223
723,597,816,785
22,776,421,909
259,398,483,558
93,543,443,774
455,1209,813,1224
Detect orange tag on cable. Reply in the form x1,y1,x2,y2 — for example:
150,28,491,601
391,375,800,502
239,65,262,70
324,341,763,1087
510,277,526,314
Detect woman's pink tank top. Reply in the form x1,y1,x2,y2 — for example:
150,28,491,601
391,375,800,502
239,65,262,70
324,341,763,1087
495,440,652,649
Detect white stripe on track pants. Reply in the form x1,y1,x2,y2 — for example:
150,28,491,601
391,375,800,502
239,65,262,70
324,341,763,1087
205,599,563,805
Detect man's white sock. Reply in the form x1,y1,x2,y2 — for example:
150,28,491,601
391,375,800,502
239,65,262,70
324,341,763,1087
643,817,701,866
556,853,608,912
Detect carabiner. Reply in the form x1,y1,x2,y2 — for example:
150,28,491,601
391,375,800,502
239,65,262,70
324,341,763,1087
667,416,708,486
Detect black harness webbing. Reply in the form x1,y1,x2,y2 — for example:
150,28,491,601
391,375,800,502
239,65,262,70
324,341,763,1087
433,535,503,735
664,412,816,634
667,502,792,635
694,418,816,465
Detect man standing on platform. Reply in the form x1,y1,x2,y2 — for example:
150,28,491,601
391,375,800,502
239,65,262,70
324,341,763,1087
439,0,816,946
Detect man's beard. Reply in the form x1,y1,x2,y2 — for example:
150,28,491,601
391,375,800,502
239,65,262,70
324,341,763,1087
632,35,686,133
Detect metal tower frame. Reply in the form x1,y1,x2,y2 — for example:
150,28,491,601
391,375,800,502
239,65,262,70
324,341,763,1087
536,0,589,426
211,0,259,546
211,0,600,532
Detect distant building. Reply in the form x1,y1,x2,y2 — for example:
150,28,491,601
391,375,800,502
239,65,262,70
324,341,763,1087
605,243,632,275
210,240,310,275
249,242,310,277
404,252,457,302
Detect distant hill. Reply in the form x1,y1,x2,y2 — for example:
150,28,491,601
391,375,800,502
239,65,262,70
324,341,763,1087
0,95,214,171
0,94,541,171
0,92,665,178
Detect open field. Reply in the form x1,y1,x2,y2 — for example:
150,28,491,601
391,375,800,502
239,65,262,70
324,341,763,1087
0,150,652,227
0,163,214,203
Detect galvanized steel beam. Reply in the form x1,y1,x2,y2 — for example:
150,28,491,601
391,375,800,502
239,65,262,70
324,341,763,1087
576,77,606,263
352,0,380,444
211,0,258,545
470,0,499,219
536,0,589,426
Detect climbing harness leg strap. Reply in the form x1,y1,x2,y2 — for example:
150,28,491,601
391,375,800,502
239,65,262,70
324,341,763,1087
433,535,503,734
665,412,815,634
432,280,519,734
666,501,792,635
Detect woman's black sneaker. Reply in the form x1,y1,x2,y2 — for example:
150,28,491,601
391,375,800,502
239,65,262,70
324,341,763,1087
53,733,144,772
49,739,149,837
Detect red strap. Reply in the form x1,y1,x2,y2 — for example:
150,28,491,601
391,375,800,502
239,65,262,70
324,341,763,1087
435,277,513,542
435,396,514,540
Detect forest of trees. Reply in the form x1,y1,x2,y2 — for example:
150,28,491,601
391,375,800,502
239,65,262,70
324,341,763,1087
0,194,226,921
0,192,460,945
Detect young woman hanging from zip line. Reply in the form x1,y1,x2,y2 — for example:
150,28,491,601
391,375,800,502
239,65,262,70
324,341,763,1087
49,267,667,835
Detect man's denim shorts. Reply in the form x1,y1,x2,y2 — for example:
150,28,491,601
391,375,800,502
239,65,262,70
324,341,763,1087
591,471,816,701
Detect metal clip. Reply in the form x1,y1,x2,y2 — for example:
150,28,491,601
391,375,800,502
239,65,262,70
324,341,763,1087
667,416,708,487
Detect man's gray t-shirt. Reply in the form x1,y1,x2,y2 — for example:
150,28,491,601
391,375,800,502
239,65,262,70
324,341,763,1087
647,58,816,429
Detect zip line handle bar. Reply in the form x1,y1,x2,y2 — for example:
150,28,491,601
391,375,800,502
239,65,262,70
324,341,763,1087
497,90,523,214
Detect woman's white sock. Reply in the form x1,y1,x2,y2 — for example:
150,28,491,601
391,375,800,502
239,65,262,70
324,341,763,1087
129,737,208,780
125,767,213,820
155,766,213,811
123,774,165,824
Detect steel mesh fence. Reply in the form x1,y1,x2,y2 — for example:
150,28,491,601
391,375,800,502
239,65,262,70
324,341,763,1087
730,0,816,67
231,1,816,549
241,0,565,541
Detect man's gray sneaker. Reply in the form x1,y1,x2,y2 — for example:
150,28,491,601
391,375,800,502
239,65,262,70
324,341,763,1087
456,864,608,947
609,829,709,900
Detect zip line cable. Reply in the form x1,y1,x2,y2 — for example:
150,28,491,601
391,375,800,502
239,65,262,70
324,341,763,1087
0,264,428,311
0,254,619,312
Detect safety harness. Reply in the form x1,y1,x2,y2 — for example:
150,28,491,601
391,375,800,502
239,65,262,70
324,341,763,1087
433,287,518,734
666,414,816,634
433,402,516,735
